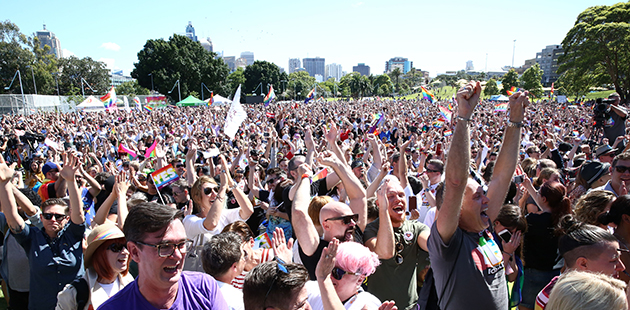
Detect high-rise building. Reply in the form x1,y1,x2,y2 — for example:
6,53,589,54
110,70,134,87
222,56,236,72
185,21,198,42
200,37,213,52
240,52,254,66
325,63,343,81
288,58,301,74
536,45,563,87
465,60,474,72
353,63,370,76
384,57,412,74
36,24,62,58
235,57,248,69
302,57,325,77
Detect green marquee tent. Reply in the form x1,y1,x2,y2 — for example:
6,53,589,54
175,95,205,107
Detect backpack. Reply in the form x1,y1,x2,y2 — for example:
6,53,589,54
71,277,90,310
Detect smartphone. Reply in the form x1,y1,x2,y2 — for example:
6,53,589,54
498,229,512,243
435,143,442,156
408,196,417,211
513,175,524,184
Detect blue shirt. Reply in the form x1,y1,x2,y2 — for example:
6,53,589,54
13,221,86,310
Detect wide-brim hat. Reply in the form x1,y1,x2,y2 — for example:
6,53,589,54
595,144,617,158
84,223,125,269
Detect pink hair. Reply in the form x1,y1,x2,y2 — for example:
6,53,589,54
335,242,380,276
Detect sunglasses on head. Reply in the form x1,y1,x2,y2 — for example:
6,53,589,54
203,186,219,195
615,165,630,174
42,213,67,221
107,243,127,253
331,267,362,280
325,214,359,225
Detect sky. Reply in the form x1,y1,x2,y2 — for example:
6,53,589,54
2,0,623,78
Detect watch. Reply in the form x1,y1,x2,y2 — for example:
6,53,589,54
507,121,523,128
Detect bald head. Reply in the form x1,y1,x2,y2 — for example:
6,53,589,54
319,201,356,242
319,201,353,224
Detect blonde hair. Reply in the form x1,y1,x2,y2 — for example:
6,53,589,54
546,271,627,310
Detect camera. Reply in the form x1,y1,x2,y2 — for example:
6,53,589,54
593,98,615,128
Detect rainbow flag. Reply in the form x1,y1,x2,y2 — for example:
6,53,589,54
100,86,117,109
304,87,315,104
118,144,137,160
207,92,214,107
133,96,141,109
444,129,453,137
145,140,157,158
506,86,524,96
438,106,452,123
144,105,153,112
572,130,579,136
550,82,555,96
368,114,385,134
263,85,275,107
433,119,444,128
421,86,435,103
311,168,329,182
494,102,508,112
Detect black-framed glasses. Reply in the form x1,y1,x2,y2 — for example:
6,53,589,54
107,243,127,253
615,165,630,174
331,267,362,280
176,164,185,168
42,213,67,221
263,258,289,307
136,239,193,258
203,186,219,195
324,214,359,225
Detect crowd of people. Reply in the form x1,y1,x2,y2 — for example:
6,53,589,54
0,85,628,310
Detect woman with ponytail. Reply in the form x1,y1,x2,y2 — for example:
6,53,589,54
519,180,572,310
599,195,630,283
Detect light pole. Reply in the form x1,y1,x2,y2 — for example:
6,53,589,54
280,79,287,99
201,82,213,101
252,82,263,96
52,72,60,96
168,79,181,102
80,78,98,98
26,65,37,95
148,73,154,93
512,40,516,69
4,69,25,114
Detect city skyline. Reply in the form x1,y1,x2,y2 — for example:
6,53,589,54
2,0,620,79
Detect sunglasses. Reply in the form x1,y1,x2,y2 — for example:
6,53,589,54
176,164,185,168
331,267,362,280
264,258,289,306
324,214,359,225
42,213,67,221
107,243,127,253
425,168,440,173
203,186,219,195
615,165,630,174
395,241,405,265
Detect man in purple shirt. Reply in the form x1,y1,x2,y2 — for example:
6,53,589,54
98,202,227,310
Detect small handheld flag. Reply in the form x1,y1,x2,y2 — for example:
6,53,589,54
263,85,276,107
420,86,435,103
304,88,315,104
144,105,153,112
145,140,158,158
494,102,508,112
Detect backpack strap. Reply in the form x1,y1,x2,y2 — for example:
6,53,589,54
71,277,90,310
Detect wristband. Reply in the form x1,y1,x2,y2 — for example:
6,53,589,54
301,173,309,180
456,116,471,122
507,121,523,128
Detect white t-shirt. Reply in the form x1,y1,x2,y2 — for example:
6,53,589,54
218,281,244,310
183,208,247,245
306,281,382,310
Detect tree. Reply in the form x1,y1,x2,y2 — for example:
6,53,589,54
500,69,519,95
389,68,402,91
373,74,393,96
132,34,230,101
320,78,339,97
555,67,601,99
243,60,281,96
116,80,150,96
484,79,499,96
287,71,315,100
521,63,544,97
559,2,630,102
57,56,109,96
227,67,245,96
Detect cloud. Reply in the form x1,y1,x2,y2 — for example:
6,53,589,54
352,2,364,7
62,49,75,58
98,58,117,70
100,42,121,51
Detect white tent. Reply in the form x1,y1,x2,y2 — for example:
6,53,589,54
205,94,231,105
76,96,106,112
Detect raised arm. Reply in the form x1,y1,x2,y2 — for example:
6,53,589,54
114,171,130,229
365,179,395,259
291,164,321,256
185,138,198,187
317,151,367,231
486,91,529,222
59,153,85,225
0,159,25,234
436,82,481,244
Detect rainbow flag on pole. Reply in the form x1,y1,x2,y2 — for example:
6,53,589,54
506,86,524,96
420,86,435,103
118,144,137,160
304,87,315,104
438,106,452,123
100,86,117,109
207,92,214,107
263,85,276,107
144,105,153,112
145,140,157,158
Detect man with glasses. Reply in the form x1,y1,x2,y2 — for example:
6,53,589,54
593,152,630,197
98,202,228,309
0,153,85,310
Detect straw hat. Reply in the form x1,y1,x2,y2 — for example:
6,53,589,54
84,223,125,269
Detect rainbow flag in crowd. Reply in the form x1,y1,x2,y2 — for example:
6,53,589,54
311,168,329,182
145,140,157,158
100,86,117,109
133,96,141,109
368,113,385,134
144,105,153,112
572,130,579,136
304,87,315,103
494,102,508,112
118,144,137,160
263,85,275,107
438,106,452,123
506,86,524,96
421,86,435,103
433,118,444,128
207,92,214,107
550,82,555,96
444,129,453,137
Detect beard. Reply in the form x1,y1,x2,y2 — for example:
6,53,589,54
335,227,355,242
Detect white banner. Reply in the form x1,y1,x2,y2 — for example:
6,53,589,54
224,85,247,139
